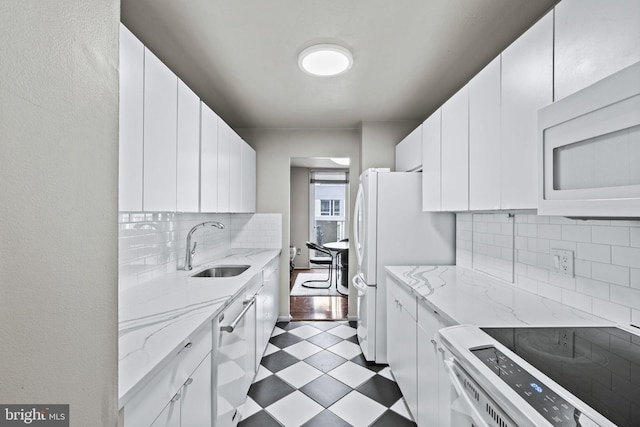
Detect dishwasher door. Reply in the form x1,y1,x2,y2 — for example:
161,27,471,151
215,294,256,427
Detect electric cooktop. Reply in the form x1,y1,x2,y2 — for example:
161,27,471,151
480,326,640,427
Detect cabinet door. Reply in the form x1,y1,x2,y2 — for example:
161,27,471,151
386,279,417,419
241,142,257,213
229,133,242,212
176,80,200,212
422,109,441,211
217,118,232,212
149,397,180,427
555,0,640,100
501,12,552,209
143,48,178,212
469,56,501,210
441,85,469,211
417,302,447,427
200,103,218,212
180,352,212,427
395,125,422,172
119,24,144,212
263,262,280,348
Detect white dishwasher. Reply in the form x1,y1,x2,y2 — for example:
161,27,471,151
214,290,257,427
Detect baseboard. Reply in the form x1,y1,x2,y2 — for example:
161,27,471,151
277,314,292,322
347,314,358,322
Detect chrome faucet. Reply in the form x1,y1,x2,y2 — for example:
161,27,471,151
184,221,225,270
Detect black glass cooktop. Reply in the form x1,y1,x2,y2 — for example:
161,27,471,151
481,326,640,427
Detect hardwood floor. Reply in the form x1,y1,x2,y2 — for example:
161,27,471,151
289,268,348,321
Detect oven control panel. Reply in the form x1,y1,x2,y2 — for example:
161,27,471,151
472,346,597,426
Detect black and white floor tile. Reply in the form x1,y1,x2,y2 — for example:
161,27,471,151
238,321,417,427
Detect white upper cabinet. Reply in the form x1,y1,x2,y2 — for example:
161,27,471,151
119,24,144,212
395,126,422,172
176,80,200,212
143,48,178,212
441,85,469,211
554,0,640,101
469,56,501,210
422,109,442,211
200,102,219,213
500,12,553,210
229,133,243,212
216,118,232,212
241,141,257,213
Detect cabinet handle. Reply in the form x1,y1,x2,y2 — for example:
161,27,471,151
184,342,192,349
438,347,445,354
430,339,437,346
184,377,193,386
171,392,181,403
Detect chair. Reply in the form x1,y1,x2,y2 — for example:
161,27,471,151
302,241,333,289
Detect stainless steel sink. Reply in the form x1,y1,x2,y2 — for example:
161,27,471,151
191,265,250,278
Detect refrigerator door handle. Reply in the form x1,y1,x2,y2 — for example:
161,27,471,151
353,184,365,268
352,274,367,293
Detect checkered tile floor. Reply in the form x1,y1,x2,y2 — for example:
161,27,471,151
238,321,417,427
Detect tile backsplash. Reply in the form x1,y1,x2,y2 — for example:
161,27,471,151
457,212,640,325
119,212,281,291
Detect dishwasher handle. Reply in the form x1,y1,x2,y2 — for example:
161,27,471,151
443,358,490,427
220,297,256,333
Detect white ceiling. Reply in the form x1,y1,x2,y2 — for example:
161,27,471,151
121,0,558,130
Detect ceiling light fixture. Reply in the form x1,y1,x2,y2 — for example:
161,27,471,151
298,44,353,77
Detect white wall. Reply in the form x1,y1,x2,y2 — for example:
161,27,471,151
238,128,361,319
290,167,310,268
0,1,120,425
361,121,419,172
457,213,640,325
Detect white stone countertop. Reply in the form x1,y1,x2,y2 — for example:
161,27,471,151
385,265,613,328
118,248,280,408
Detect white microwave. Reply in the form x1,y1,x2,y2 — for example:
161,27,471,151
538,61,640,218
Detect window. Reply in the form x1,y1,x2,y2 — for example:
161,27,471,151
320,199,341,216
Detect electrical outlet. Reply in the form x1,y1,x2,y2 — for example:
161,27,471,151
551,248,574,277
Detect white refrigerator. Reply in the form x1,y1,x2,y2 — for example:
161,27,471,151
352,168,455,363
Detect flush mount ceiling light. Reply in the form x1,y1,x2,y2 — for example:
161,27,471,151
298,44,353,77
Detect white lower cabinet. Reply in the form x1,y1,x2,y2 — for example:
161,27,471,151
387,276,418,419
417,301,452,427
124,321,213,427
387,274,456,425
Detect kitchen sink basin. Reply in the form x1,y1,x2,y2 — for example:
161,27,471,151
191,265,250,278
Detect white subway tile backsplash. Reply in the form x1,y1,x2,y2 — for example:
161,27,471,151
576,242,611,263
457,212,640,325
591,262,629,286
592,299,631,324
118,212,282,291
575,277,610,300
612,246,640,268
631,268,640,290
592,226,629,246
561,225,592,242
561,289,592,313
610,285,640,310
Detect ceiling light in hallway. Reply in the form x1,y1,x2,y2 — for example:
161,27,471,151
298,44,353,77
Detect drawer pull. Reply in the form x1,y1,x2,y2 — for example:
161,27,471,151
171,392,181,403
430,339,437,346
184,377,193,386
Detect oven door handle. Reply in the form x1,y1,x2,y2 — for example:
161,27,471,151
443,358,490,427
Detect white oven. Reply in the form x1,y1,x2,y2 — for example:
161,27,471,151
439,324,639,427
538,61,640,218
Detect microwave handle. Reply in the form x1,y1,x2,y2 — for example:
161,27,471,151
443,358,490,427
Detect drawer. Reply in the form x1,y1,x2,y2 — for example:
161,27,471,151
124,321,212,427
388,276,417,320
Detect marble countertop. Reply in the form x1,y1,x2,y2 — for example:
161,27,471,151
118,248,280,408
385,265,613,327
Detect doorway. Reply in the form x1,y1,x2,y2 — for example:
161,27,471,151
290,158,350,321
